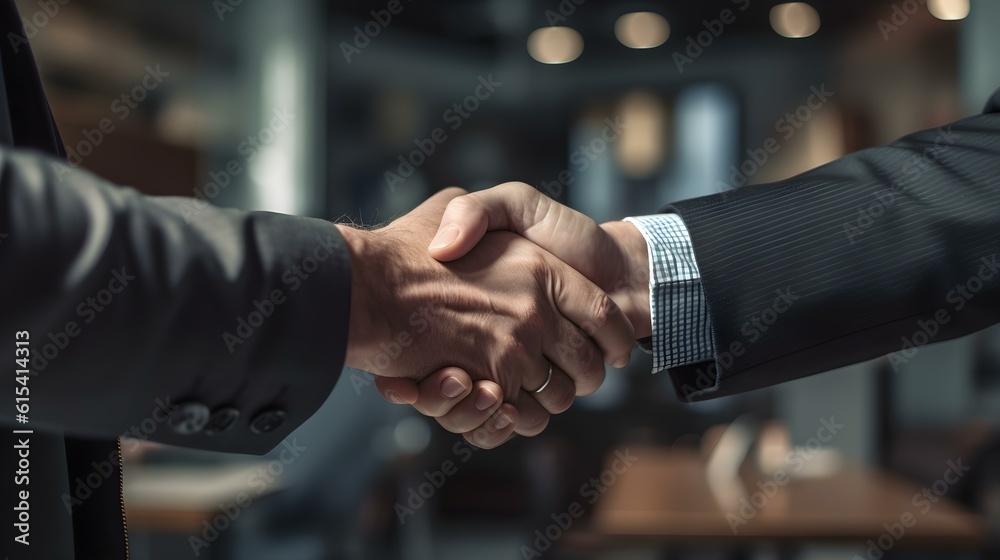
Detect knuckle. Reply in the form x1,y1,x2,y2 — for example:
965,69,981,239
517,299,544,325
502,181,535,196
442,186,469,197
584,293,615,335
450,195,480,216
497,335,532,368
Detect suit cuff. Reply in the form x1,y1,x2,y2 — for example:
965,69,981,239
623,214,715,372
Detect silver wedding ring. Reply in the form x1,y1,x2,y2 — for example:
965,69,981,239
533,365,553,394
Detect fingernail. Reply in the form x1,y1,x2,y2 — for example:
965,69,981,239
428,224,460,250
441,376,467,398
493,413,512,430
386,391,404,404
475,388,498,411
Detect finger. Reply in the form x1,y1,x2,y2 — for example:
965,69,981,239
545,256,636,369
526,363,576,413
463,403,519,449
513,389,551,437
399,187,470,246
380,367,477,417
545,314,606,396
428,182,612,283
430,376,504,426
428,182,549,262
436,381,504,434
373,376,419,405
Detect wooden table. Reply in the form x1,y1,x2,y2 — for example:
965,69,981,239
571,446,983,551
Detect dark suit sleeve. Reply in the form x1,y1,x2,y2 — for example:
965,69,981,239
0,147,351,454
665,90,1000,402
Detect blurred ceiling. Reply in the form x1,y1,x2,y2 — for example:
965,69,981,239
331,0,880,49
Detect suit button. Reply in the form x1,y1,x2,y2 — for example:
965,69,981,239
204,408,240,435
168,402,210,435
249,409,286,434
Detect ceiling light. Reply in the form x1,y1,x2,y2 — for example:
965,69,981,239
615,12,670,49
527,27,583,64
928,0,970,20
770,2,820,38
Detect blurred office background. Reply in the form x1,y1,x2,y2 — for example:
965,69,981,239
15,0,1000,558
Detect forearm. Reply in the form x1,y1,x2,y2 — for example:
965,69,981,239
0,147,349,453
667,106,1000,400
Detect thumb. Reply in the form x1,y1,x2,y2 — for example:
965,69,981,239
392,187,469,246
409,186,469,222
427,182,547,262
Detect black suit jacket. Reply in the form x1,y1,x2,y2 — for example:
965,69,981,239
0,2,350,558
667,89,1000,401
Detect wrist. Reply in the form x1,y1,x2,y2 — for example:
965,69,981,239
336,224,393,372
600,220,652,338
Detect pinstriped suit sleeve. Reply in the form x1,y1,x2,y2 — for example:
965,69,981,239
663,89,1000,402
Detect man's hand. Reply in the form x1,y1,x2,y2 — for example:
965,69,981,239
428,182,651,336
395,182,653,446
336,188,635,447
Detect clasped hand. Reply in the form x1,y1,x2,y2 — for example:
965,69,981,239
338,184,650,448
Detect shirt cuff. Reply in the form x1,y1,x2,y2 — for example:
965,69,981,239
623,214,715,372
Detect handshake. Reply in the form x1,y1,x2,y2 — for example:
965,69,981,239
336,182,653,449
